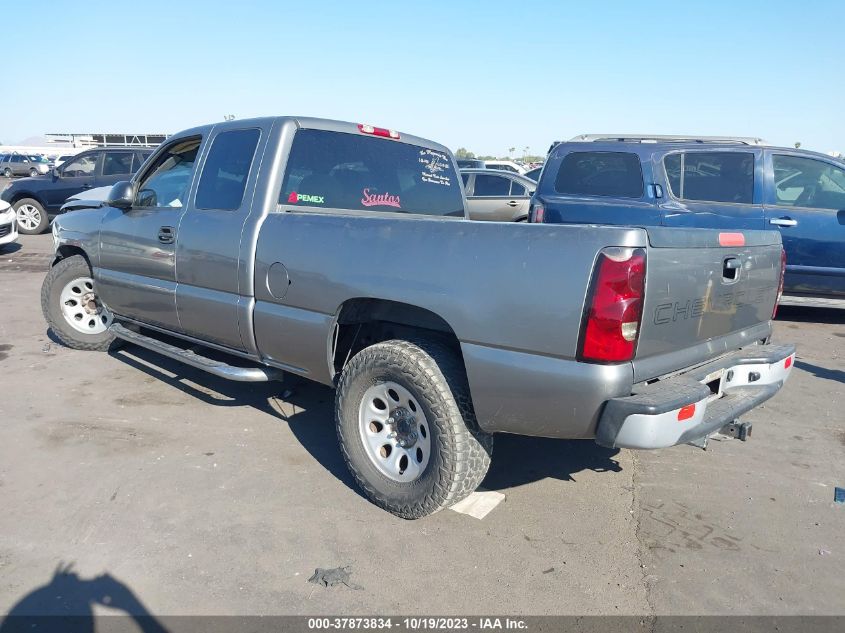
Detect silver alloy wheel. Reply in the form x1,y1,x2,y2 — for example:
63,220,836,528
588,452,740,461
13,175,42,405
2,168,10,178
29,168,37,177
358,381,431,482
16,204,42,231
59,276,113,334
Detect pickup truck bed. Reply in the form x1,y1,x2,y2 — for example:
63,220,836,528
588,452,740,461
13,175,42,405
42,116,794,518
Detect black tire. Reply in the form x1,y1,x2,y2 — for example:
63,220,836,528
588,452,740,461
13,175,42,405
29,168,37,177
336,338,493,519
2,168,10,178
41,255,117,352
13,197,49,234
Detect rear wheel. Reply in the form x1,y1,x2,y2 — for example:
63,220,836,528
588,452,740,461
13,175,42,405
41,255,117,351
2,168,10,178
14,198,49,234
336,339,493,519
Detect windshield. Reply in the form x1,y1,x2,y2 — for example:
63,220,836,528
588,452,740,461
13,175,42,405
28,156,49,163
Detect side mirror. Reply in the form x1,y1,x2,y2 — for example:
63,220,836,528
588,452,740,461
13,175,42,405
107,181,135,210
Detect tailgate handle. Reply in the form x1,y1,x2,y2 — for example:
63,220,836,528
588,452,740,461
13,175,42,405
723,257,740,280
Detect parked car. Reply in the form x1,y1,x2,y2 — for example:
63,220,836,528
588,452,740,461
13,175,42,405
0,154,51,178
1,147,152,234
460,168,535,221
484,160,527,175
529,135,845,304
0,199,18,249
456,158,485,169
53,154,79,169
43,116,793,518
524,166,543,181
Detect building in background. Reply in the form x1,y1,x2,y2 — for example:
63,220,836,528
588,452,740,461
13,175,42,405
0,132,169,158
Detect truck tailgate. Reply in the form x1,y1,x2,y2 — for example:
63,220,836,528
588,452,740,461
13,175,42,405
633,227,783,383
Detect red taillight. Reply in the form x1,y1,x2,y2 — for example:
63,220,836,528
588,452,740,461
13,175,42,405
358,123,400,139
784,355,792,369
580,248,647,363
530,202,545,222
773,249,786,318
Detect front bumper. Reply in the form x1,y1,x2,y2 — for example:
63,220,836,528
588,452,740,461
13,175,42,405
0,209,17,245
596,344,795,449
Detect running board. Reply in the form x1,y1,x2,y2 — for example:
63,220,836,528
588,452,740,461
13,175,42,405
109,323,283,382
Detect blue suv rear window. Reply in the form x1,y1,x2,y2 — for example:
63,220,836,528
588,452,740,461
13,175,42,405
554,151,643,198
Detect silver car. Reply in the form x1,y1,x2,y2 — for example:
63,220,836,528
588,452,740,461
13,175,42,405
0,154,51,178
460,168,536,221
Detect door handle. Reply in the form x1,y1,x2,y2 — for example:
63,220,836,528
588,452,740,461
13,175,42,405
158,226,175,244
506,200,519,207
769,217,797,227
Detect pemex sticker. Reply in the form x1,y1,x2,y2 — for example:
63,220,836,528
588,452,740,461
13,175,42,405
287,191,325,204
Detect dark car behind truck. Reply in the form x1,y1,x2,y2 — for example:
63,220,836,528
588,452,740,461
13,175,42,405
529,135,845,305
1,147,152,234
43,117,793,518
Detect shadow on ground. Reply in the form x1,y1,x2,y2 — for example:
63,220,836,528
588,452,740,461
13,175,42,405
106,343,622,496
482,434,621,491
776,305,844,325
0,563,167,633
794,360,845,385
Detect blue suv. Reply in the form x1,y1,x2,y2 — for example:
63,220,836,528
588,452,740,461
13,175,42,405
529,135,845,304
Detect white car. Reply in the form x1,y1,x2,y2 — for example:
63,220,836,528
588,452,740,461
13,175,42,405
0,199,18,248
484,160,527,175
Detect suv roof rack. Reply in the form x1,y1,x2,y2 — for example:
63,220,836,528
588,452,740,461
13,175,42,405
569,134,768,146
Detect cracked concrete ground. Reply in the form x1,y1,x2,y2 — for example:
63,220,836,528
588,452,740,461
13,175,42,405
0,233,842,616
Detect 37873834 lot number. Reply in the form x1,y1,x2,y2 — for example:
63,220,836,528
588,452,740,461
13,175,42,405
308,618,475,629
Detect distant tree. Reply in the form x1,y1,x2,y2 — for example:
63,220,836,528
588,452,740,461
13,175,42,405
455,147,476,159
478,155,496,161
507,147,516,157
794,142,801,149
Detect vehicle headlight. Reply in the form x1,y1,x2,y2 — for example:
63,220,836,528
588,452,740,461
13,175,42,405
52,220,60,251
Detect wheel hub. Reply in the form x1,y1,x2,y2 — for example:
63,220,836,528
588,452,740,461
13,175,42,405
83,293,100,314
358,381,431,482
58,276,113,335
387,407,419,448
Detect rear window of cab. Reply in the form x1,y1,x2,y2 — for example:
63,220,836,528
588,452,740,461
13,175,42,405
280,129,464,217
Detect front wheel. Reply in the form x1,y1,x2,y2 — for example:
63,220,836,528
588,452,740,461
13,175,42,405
14,198,49,234
336,339,493,519
29,168,38,177
41,255,117,351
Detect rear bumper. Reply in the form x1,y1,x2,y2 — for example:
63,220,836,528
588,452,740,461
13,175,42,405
596,344,795,449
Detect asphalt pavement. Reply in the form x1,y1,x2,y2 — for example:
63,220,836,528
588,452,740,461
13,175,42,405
0,233,842,616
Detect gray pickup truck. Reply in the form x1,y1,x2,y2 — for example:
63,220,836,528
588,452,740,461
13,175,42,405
43,116,795,518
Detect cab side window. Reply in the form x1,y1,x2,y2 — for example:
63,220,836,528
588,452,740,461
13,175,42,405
135,138,201,208
195,129,261,210
773,155,845,210
62,154,97,177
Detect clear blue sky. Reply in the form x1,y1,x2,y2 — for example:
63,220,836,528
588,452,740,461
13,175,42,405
4,0,843,156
